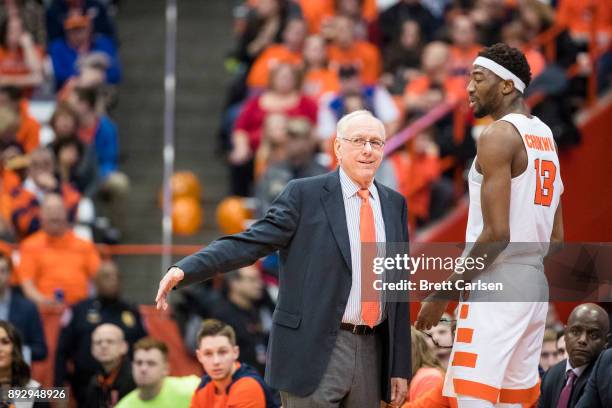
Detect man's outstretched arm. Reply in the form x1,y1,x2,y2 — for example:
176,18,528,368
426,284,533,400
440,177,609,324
156,180,301,309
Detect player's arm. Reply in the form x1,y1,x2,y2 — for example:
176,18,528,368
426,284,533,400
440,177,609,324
443,122,516,282
417,122,517,329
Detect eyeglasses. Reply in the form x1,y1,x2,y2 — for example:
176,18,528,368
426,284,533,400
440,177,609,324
340,137,385,150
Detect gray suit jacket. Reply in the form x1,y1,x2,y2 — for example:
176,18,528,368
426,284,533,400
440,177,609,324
175,170,411,400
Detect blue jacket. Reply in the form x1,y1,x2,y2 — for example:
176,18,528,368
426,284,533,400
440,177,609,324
8,289,48,361
49,35,121,89
94,116,119,180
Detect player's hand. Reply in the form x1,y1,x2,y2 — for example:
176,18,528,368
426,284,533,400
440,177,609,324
155,267,184,310
389,377,407,407
415,300,449,331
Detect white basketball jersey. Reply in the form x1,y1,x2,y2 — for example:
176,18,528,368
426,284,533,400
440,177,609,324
465,113,563,263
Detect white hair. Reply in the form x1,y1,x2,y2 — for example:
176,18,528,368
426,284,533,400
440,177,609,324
336,110,386,140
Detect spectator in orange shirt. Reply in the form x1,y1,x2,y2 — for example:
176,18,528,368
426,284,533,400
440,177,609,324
0,15,44,90
327,15,381,85
448,15,481,78
297,0,377,37
404,42,467,115
409,329,445,400
0,86,40,153
247,18,307,89
302,34,340,101
401,322,459,408
17,193,100,305
555,0,611,46
191,319,279,408
9,147,80,240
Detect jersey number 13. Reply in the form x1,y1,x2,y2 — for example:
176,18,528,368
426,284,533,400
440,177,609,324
534,159,557,207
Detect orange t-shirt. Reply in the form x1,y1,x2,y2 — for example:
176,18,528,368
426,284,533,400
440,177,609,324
449,45,481,77
303,68,340,100
328,41,381,85
17,107,41,153
409,367,444,401
296,0,378,33
556,0,611,37
190,364,266,408
17,230,101,304
247,45,303,88
402,380,458,408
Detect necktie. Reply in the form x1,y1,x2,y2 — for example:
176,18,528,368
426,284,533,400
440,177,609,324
358,188,380,327
556,369,577,408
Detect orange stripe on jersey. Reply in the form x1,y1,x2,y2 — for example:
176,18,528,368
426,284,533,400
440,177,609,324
452,352,478,368
459,304,469,319
453,379,499,403
499,382,541,404
456,328,474,343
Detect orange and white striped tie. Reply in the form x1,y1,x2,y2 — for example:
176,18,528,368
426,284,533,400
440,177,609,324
358,188,380,327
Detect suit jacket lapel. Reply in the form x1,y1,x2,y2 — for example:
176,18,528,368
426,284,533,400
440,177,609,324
375,180,395,242
321,171,352,271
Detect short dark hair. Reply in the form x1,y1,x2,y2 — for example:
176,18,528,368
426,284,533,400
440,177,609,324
197,319,236,347
74,86,99,109
133,337,169,360
478,43,531,89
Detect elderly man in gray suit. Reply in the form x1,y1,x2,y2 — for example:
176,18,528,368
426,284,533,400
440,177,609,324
156,110,411,408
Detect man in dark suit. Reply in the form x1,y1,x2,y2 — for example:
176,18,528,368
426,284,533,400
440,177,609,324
0,252,47,362
575,348,612,408
538,303,609,408
157,110,411,408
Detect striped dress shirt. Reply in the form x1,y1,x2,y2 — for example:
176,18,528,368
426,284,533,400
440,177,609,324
339,167,386,325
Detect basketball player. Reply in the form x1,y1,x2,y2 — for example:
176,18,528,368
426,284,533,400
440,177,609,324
416,43,564,408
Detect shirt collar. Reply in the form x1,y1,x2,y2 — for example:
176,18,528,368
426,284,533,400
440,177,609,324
565,358,588,378
339,167,378,202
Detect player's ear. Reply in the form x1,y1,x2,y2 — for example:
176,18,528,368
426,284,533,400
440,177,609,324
501,79,515,95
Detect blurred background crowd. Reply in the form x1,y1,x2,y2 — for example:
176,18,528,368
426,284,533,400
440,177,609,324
0,0,609,406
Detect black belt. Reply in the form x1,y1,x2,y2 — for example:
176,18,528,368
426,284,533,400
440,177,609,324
340,322,381,335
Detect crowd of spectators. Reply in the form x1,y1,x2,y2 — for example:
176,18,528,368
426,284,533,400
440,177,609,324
0,0,128,248
219,0,610,231
0,0,609,407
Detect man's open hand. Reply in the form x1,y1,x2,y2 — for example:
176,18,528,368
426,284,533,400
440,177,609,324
155,267,185,310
